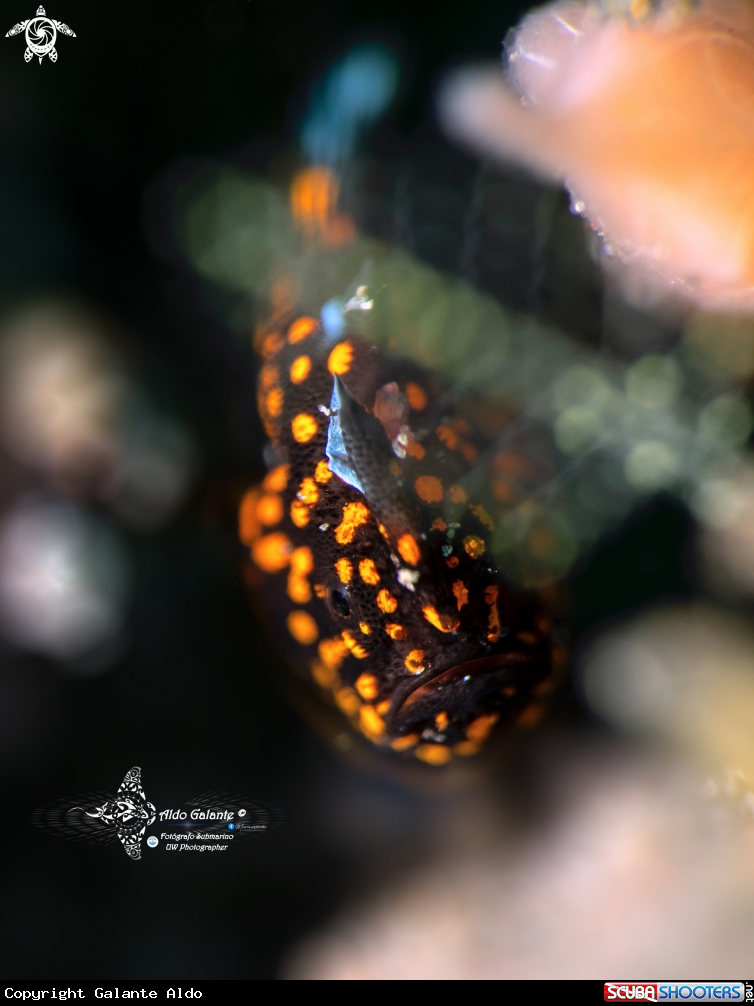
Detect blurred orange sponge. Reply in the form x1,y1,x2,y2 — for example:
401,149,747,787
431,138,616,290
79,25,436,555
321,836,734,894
442,0,754,308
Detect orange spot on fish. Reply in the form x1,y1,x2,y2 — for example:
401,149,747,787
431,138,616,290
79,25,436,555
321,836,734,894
342,630,369,659
359,704,385,739
415,744,451,766
436,425,460,450
355,672,379,701
319,636,349,671
453,741,481,757
435,711,449,731
405,382,428,411
391,733,419,751
327,341,354,376
290,499,310,528
452,580,469,610
334,502,370,544
256,494,283,527
404,649,425,674
265,388,284,418
359,622,371,635
446,556,459,569
463,535,485,559
287,316,317,344
405,440,426,459
385,623,405,640
414,475,443,503
287,610,319,645
263,464,289,493
287,573,311,604
291,413,318,443
252,532,291,573
359,558,380,585
290,546,313,576
422,606,460,633
397,533,421,566
289,166,356,248
449,484,468,504
311,658,337,690
467,712,499,743
431,518,447,532
290,355,312,384
314,459,332,483
334,687,360,716
377,589,398,614
335,557,353,584
297,477,319,507
261,333,284,358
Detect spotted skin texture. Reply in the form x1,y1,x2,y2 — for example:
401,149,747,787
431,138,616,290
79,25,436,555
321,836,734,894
244,315,558,763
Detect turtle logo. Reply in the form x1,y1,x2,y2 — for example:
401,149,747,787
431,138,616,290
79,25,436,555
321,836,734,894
5,5,75,64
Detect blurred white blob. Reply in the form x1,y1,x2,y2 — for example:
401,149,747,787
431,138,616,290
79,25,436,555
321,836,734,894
439,0,754,310
288,749,754,978
300,45,399,166
0,306,124,485
0,303,195,529
694,465,754,595
581,605,754,784
0,498,129,666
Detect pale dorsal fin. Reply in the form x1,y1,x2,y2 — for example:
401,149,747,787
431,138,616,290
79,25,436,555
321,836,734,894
326,375,417,535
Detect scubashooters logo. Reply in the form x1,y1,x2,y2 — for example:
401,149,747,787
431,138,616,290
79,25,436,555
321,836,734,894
604,984,745,1001
5,6,75,63
33,766,280,860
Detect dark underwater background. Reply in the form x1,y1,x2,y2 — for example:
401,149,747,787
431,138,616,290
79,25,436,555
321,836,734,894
0,0,700,979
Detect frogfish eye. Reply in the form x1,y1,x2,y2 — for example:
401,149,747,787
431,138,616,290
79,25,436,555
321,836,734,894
330,588,351,619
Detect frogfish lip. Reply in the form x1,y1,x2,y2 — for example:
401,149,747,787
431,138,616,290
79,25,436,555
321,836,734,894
390,650,535,729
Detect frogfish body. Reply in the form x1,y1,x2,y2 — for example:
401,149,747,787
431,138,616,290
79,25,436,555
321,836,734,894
240,308,560,765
